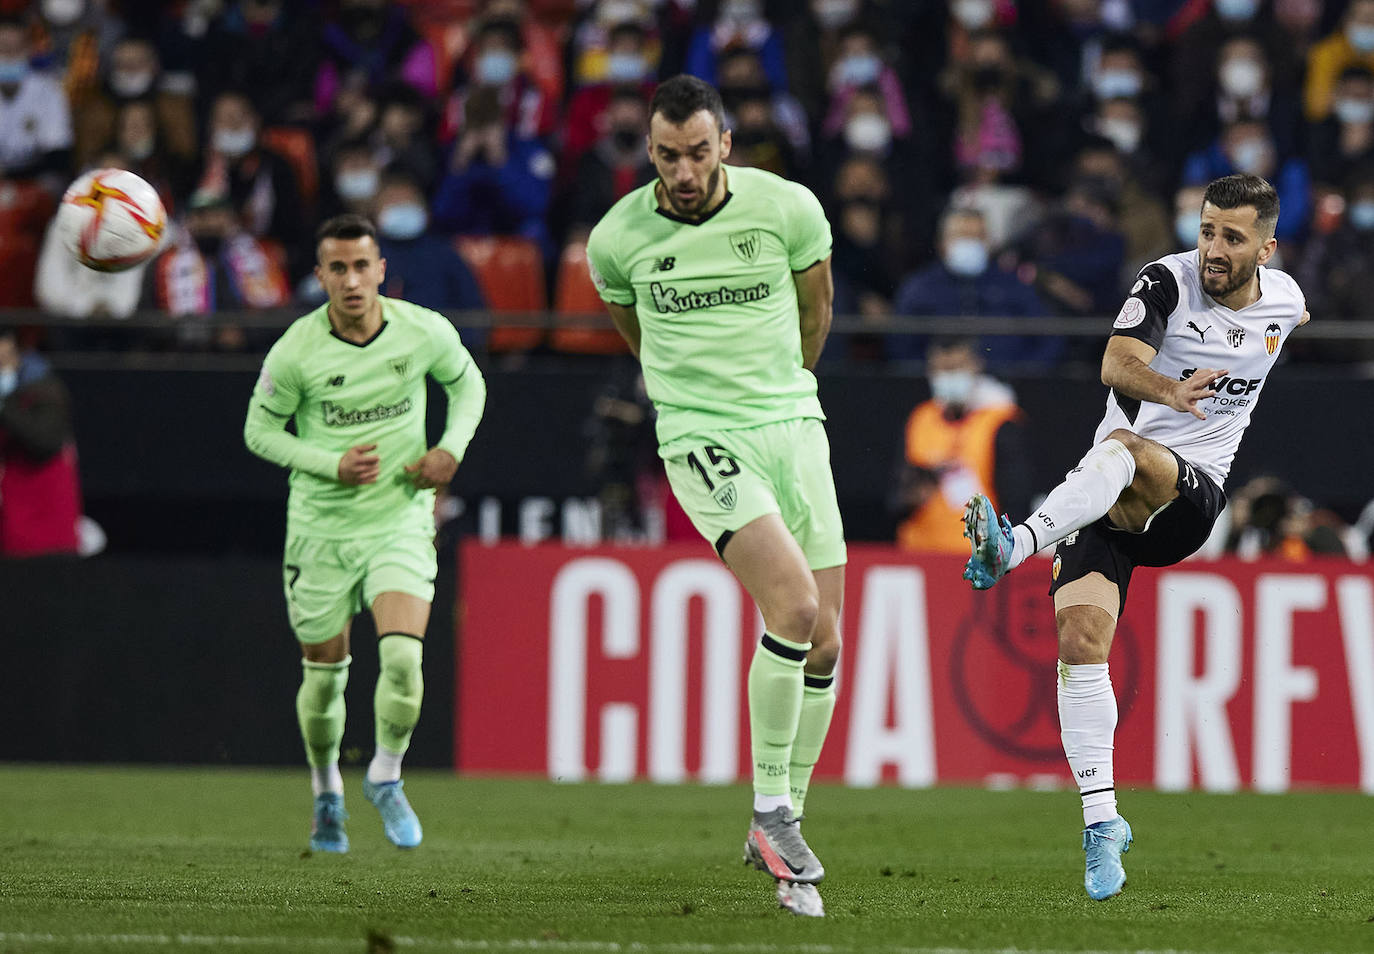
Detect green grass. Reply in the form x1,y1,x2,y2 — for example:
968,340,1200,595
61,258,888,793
1,767,1372,953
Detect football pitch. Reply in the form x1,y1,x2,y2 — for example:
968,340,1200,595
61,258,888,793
1,766,1371,954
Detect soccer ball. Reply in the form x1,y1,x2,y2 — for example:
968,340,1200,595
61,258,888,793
56,168,167,272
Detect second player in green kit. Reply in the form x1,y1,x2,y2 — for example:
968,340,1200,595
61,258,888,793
587,74,843,918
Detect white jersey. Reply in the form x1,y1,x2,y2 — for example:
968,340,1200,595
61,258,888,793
1094,250,1306,488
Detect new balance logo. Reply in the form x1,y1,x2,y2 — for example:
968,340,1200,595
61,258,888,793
1186,320,1211,342
651,256,676,272
328,375,345,387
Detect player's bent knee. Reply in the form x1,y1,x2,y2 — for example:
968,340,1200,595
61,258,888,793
805,635,841,676
768,592,819,643
1055,606,1115,665
378,634,424,700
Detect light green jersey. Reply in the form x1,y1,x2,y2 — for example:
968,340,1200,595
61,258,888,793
245,296,483,539
585,164,832,456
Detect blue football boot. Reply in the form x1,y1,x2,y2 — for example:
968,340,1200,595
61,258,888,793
363,779,422,849
1082,816,1133,900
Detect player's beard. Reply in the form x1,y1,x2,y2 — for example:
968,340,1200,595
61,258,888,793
663,164,722,219
1200,250,1259,301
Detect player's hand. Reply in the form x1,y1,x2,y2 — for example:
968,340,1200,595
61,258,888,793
404,448,458,490
1171,368,1227,420
338,443,381,485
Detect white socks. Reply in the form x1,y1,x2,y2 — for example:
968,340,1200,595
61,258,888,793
754,792,793,814
1011,439,1136,567
311,764,344,797
1057,661,1118,827
367,747,406,785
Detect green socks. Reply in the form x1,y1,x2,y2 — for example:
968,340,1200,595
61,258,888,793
297,655,350,770
789,674,837,815
747,633,810,798
370,634,424,781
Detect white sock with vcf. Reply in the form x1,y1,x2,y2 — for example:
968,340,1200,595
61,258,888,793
1010,439,1136,567
1057,660,1118,826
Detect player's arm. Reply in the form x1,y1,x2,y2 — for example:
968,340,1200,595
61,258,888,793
1101,337,1226,422
406,321,489,489
794,255,834,371
605,301,642,358
243,356,375,483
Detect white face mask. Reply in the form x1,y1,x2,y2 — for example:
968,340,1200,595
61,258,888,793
42,0,84,26
1219,58,1265,98
844,113,891,152
1230,138,1271,174
952,0,995,29
213,126,256,158
1348,24,1374,52
812,0,859,29
1335,96,1374,124
1175,210,1201,247
111,70,155,99
335,167,379,201
931,369,977,406
943,237,988,277
1098,117,1142,153
604,52,645,83
1093,68,1142,100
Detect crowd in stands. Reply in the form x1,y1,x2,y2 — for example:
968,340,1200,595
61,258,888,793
2,0,1374,365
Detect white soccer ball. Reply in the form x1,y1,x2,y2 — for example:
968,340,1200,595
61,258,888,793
56,168,167,273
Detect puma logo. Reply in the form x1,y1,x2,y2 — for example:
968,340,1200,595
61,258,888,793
1186,320,1211,342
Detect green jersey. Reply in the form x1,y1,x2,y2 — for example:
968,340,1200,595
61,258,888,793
244,296,485,539
585,164,832,455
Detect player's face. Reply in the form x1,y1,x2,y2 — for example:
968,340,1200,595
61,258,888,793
1197,202,1276,303
648,109,732,219
316,236,386,322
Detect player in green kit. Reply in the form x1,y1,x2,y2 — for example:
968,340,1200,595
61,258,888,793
243,214,486,853
586,75,842,918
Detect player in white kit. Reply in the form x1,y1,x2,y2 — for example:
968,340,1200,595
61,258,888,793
960,174,1309,900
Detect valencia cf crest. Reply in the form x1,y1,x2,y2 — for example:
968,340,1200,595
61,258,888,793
713,482,738,511
391,357,411,378
1264,322,1281,355
1052,553,1061,581
729,229,761,264
1227,327,1245,349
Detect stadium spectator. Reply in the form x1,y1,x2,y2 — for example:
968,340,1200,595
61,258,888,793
891,205,1055,367
313,0,435,116
1293,166,1374,361
1071,138,1172,280
195,90,308,277
818,22,912,149
891,336,1029,553
0,326,82,556
1305,66,1374,189
479,0,568,109
1077,35,1168,156
319,138,383,222
826,154,904,334
561,19,658,174
368,82,440,194
31,0,124,110
723,82,798,178
1176,34,1303,169
565,86,655,238
198,0,320,126
781,0,871,124
441,15,557,145
432,85,556,263
1305,0,1374,122
73,34,197,176
567,0,661,89
109,98,195,211
682,0,787,92
1181,118,1311,241
1225,475,1350,560
0,15,73,189
718,47,809,173
375,171,488,323
1172,183,1208,248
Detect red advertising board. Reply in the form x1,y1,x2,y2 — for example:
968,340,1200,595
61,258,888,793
457,542,1374,792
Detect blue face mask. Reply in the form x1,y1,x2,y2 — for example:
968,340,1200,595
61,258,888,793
1214,0,1258,21
378,203,428,240
0,57,29,85
335,168,378,202
1093,69,1142,100
1350,200,1374,231
1350,25,1374,53
476,49,518,86
834,53,882,88
605,52,645,83
1175,211,1201,247
1335,97,1374,124
943,237,988,277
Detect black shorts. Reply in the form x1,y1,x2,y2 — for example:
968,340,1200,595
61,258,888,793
1047,449,1226,617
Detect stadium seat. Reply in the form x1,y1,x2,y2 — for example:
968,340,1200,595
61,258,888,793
260,126,318,212
551,240,628,355
0,232,40,307
454,235,547,352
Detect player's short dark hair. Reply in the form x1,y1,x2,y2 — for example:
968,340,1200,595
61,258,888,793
1203,174,1280,239
650,74,727,134
315,213,377,250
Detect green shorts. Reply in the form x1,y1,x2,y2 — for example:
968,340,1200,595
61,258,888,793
282,529,437,644
663,417,846,570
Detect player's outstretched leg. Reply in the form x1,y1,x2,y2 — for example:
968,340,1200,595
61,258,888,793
744,804,825,884
962,494,1015,589
310,792,349,853
1082,815,1132,900
776,880,825,917
365,633,425,848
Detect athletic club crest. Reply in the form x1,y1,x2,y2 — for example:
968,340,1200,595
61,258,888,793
1227,327,1245,348
729,229,761,264
713,482,738,511
1264,322,1281,355
391,356,411,378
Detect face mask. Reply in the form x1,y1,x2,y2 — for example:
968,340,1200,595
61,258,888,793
1175,210,1201,247
476,49,518,86
943,237,989,277
1230,139,1270,174
335,167,379,201
1214,0,1259,20
611,125,641,151
721,0,761,22
125,137,155,161
1093,68,1141,100
844,112,891,152
952,0,995,29
214,126,256,158
604,52,645,83
1336,97,1374,124
378,202,428,240
0,57,29,86
1350,200,1374,230
813,0,858,29
42,0,84,26
1219,58,1264,98
1349,25,1374,53
110,70,155,99
833,53,882,88
931,369,976,407
1098,117,1142,153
